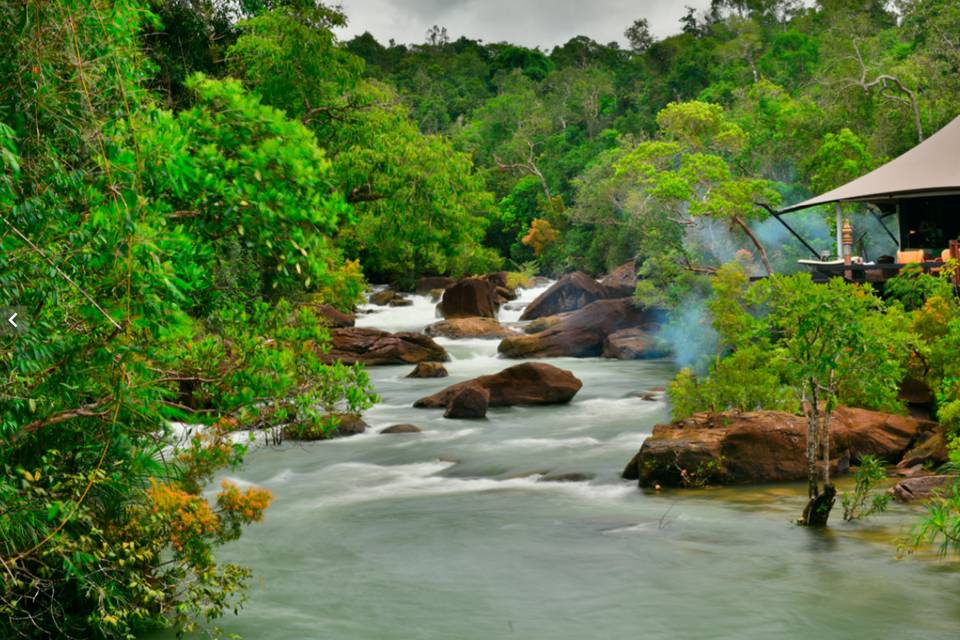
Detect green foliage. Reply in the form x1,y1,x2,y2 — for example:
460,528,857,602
668,264,910,421
0,2,378,637
911,439,960,556
841,455,892,521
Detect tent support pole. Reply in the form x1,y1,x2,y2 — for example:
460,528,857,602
756,203,821,260
835,203,843,258
871,210,899,247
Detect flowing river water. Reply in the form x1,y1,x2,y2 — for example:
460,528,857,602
156,284,960,639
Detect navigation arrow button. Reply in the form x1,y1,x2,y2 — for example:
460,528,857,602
7,312,17,328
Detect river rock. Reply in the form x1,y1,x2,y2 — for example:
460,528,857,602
438,278,499,319
599,260,637,297
624,408,933,487
415,362,582,409
897,422,950,470
891,475,956,502
369,288,401,306
500,298,658,359
321,328,449,366
496,286,518,303
444,385,489,419
415,276,456,295
602,327,669,360
407,362,449,378
425,317,516,339
283,413,368,441
540,472,595,483
519,271,610,320
314,304,355,328
381,424,422,434
484,271,510,289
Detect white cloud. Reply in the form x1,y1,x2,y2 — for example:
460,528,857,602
334,0,713,49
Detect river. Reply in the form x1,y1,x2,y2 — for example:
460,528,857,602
156,284,960,639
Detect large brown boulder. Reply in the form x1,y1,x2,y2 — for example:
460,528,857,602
444,385,490,419
438,278,499,319
519,271,610,320
314,304,355,328
425,317,517,339
599,260,637,297
626,408,933,487
602,327,669,360
415,362,582,409
500,298,657,358
415,276,456,295
320,328,449,366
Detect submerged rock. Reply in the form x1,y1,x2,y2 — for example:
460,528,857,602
500,298,659,359
444,385,490,419
321,328,449,366
438,278,499,319
407,362,449,378
381,424,422,434
415,362,582,409
540,472,595,483
625,408,934,487
425,317,516,339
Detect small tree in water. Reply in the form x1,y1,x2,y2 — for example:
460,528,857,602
748,274,908,527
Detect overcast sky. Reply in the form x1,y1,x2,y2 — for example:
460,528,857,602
334,0,714,50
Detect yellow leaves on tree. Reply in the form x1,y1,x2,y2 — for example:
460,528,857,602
522,218,558,256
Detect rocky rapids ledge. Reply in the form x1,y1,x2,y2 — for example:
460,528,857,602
413,362,583,419
623,408,941,487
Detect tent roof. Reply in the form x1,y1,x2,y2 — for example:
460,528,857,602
780,115,960,214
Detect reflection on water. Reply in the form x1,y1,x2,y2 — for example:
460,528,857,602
148,287,960,640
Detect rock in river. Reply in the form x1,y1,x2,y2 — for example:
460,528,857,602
438,278,499,319
519,271,611,320
407,362,449,378
320,328,449,366
623,408,935,487
444,385,490,419
415,276,456,295
381,424,422,434
890,475,956,502
602,327,669,360
425,317,516,339
283,413,368,441
415,362,582,409
500,298,659,359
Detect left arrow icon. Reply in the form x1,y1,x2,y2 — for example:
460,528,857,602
8,313,17,328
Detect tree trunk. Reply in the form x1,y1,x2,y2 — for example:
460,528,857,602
732,215,773,275
805,386,819,501
802,484,836,527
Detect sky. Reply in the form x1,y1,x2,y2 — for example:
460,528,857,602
334,0,714,50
